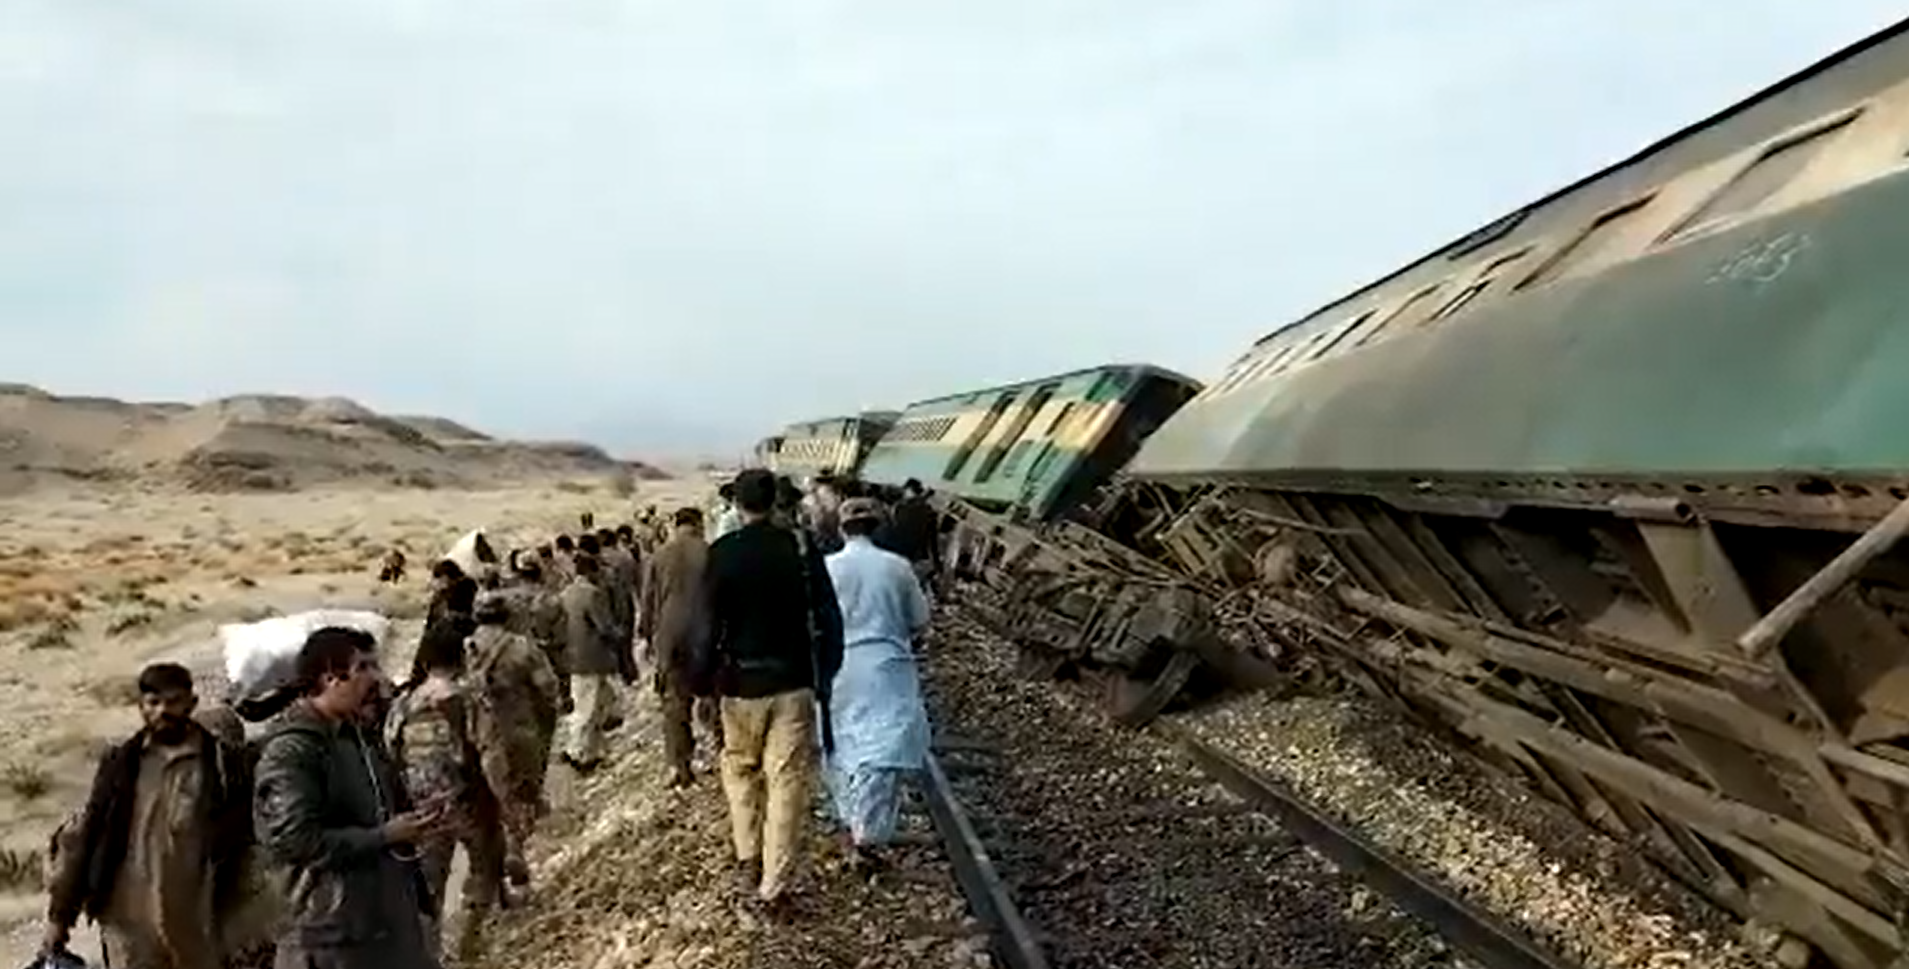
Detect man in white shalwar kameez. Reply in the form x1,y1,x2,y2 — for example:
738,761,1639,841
822,498,932,869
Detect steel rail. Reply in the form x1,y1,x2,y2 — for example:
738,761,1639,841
1154,719,1579,969
919,750,1051,969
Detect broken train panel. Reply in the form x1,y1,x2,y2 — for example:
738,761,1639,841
1129,22,1909,969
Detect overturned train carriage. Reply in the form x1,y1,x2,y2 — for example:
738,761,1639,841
859,363,1199,522
1115,23,1909,969
852,365,1226,723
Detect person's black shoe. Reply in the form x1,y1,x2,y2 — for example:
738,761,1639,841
847,844,888,878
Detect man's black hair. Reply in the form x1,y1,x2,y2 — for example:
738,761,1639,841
414,621,467,672
432,559,465,582
674,506,704,527
774,476,803,512
578,534,602,556
842,516,880,539
903,478,924,495
555,534,576,552
596,528,616,546
614,523,635,541
734,468,778,515
298,626,376,695
718,481,736,501
137,662,194,696
442,575,479,615
573,552,602,575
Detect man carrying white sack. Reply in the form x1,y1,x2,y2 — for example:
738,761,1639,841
820,497,932,872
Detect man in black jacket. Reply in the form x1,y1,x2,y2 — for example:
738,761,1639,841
42,663,251,969
875,478,941,588
691,468,845,908
253,627,450,969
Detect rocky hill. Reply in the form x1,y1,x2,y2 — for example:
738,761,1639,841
0,383,668,494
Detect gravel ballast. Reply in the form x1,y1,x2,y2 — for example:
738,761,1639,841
923,609,1455,969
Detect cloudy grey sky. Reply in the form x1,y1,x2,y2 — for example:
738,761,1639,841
3,1,1905,457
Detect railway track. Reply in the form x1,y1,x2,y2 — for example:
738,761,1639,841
915,608,1579,969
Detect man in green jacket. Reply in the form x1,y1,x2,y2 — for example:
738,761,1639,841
253,626,450,969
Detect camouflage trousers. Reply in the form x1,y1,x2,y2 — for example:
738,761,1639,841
478,729,552,880
419,799,506,965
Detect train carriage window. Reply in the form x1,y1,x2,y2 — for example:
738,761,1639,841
1208,356,1262,397
1428,247,1531,325
973,383,1059,484
1660,112,1857,243
1355,284,1445,347
944,392,1016,481
1281,328,1335,371
1044,402,1078,436
997,440,1037,478
1517,194,1654,290
1306,310,1375,362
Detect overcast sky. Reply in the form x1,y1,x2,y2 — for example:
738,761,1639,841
4,2,1906,457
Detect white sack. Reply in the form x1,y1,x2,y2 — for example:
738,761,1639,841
444,529,492,577
220,609,391,701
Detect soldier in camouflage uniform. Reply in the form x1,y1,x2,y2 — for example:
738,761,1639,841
502,553,569,706
465,593,561,889
384,624,504,965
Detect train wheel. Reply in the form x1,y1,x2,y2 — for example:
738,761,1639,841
1105,648,1203,728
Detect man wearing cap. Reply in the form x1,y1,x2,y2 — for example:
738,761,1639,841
465,592,562,887
819,497,932,870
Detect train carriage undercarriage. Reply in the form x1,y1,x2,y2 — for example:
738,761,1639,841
941,477,1909,969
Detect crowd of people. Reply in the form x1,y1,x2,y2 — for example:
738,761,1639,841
34,469,947,969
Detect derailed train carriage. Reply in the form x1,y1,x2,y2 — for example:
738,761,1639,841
856,363,1199,522
760,410,900,481
1111,23,1909,967
765,19,1909,967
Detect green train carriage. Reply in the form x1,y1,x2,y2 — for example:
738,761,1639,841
857,363,1199,522
1125,19,1909,968
761,411,899,481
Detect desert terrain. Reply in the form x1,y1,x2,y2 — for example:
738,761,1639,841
0,384,709,963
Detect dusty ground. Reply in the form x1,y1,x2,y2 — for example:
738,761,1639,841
0,478,708,964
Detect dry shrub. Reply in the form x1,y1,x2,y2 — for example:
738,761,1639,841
1,762,51,801
82,674,141,708
105,607,156,636
554,480,593,495
25,615,78,651
0,578,79,634
0,847,43,892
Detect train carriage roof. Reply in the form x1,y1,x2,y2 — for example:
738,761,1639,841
894,363,1199,411
1259,14,1909,347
